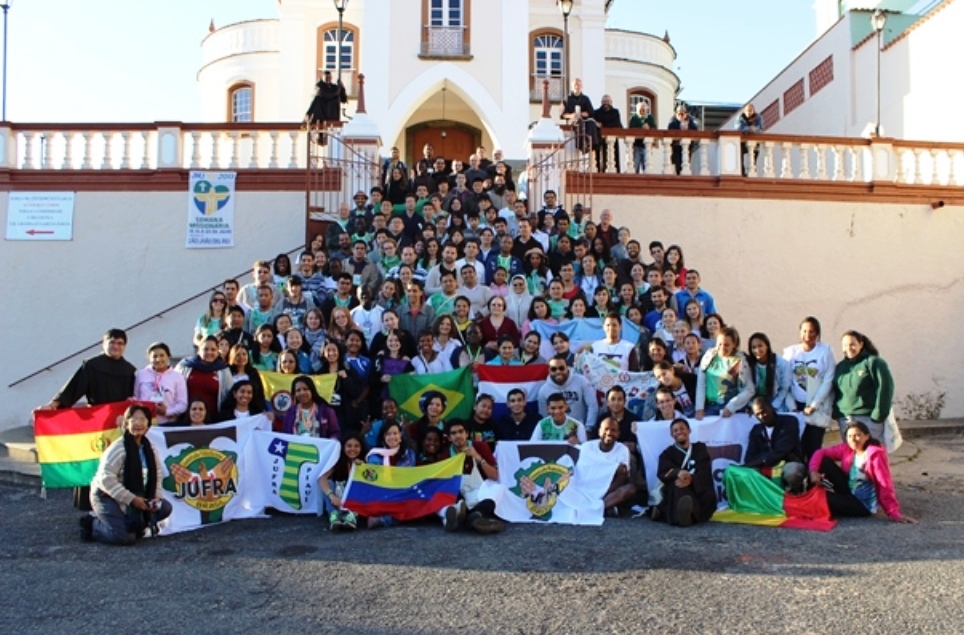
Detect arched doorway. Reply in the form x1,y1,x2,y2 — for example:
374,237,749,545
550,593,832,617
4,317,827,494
407,121,480,167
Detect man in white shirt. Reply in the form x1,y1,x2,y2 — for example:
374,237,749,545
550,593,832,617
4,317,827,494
580,417,637,516
457,265,493,319
590,313,640,372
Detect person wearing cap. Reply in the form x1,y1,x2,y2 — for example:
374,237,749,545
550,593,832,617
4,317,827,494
134,342,188,425
80,404,173,544
350,190,372,225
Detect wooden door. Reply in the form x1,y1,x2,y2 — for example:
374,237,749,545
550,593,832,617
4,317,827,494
409,125,476,167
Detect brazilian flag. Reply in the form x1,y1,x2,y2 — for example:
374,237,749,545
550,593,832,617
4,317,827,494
389,366,474,422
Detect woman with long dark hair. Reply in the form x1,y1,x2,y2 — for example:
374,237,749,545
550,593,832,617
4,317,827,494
319,433,366,531
175,336,232,415
783,316,837,462
218,379,266,422
833,330,895,442
365,420,417,529
281,375,340,439
746,332,792,411
809,421,915,523
81,404,173,544
193,292,228,349
317,341,364,434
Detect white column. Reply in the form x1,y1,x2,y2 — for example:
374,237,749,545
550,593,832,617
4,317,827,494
156,123,184,170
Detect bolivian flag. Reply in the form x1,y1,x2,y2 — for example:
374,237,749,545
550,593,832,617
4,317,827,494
713,465,837,531
342,454,463,521
388,366,474,422
34,402,145,489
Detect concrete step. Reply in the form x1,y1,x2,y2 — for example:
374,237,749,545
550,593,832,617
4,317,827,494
0,425,38,463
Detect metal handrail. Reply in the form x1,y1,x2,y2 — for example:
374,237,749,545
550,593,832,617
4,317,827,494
7,243,308,388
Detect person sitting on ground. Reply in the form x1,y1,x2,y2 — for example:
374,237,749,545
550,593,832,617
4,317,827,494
417,428,446,466
809,421,916,524
365,421,417,529
654,418,716,527
320,433,366,532
723,398,807,509
80,404,173,544
582,417,637,517
531,393,587,445
439,420,505,534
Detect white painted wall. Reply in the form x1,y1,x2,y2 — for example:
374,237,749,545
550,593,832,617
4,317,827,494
0,189,305,433
598,193,964,421
725,4,964,142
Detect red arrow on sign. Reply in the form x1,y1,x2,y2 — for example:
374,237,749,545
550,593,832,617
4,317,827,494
26,229,55,235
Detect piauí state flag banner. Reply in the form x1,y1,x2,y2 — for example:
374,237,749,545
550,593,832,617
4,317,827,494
530,317,641,361
477,441,612,526
342,454,463,521
245,430,340,515
476,364,548,419
147,416,270,534
260,371,337,416
575,351,657,418
34,401,155,489
713,466,837,531
389,366,474,422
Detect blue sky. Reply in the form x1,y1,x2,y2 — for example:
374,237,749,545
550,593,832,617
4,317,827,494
10,0,816,122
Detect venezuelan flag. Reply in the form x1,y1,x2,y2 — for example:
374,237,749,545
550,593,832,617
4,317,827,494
34,402,140,488
342,454,463,521
713,465,837,531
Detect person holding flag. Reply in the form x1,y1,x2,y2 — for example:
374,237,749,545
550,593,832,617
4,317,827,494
440,420,505,534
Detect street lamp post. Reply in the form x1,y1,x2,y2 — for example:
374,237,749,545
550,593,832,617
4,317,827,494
1,1,12,122
333,0,349,83
558,0,573,98
871,9,887,137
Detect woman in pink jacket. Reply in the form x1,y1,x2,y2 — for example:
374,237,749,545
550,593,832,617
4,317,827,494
809,421,916,523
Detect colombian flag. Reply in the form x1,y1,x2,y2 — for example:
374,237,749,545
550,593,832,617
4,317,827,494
388,366,473,422
342,454,463,521
34,401,153,489
713,465,837,531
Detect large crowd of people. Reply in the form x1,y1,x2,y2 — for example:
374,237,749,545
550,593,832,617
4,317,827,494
41,139,915,545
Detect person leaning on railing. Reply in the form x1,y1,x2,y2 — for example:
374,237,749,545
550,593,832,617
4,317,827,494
738,103,764,176
629,101,657,174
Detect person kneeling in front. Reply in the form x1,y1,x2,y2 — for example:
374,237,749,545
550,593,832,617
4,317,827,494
441,420,505,534
654,418,715,527
80,404,172,544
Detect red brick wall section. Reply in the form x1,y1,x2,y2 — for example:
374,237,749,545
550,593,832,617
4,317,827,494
783,79,805,116
809,55,834,96
760,99,781,129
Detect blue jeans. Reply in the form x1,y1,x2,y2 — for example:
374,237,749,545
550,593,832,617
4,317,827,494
90,489,172,545
633,146,647,173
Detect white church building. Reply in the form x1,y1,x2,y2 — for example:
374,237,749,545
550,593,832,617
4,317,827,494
196,0,680,162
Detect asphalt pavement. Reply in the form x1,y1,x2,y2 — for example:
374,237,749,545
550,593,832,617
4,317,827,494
2,433,963,635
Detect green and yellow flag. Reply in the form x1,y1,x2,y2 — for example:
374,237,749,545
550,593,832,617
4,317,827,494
388,366,474,422
34,402,132,488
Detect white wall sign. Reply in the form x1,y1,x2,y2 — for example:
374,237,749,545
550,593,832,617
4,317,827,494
186,171,236,248
5,192,75,241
